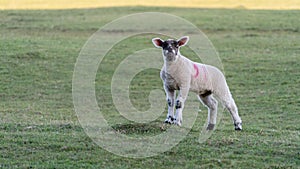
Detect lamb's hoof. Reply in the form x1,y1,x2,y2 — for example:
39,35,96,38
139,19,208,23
234,122,242,131
206,123,215,131
164,116,175,124
175,120,182,126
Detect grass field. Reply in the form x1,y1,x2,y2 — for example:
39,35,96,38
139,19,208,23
1,7,300,168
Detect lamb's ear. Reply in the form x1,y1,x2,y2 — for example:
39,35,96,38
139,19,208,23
152,38,164,48
177,36,189,47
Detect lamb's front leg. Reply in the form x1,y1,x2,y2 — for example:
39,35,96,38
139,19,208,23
175,85,189,126
164,86,176,124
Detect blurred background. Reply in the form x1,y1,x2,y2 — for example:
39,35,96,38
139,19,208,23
1,0,300,10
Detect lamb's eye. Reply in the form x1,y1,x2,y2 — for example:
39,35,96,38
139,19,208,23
171,42,178,47
162,42,168,48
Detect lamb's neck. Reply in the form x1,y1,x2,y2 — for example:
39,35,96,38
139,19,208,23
164,55,182,72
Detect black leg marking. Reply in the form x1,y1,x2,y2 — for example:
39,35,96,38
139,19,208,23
234,122,242,131
175,100,182,109
169,116,175,121
167,99,172,107
206,123,215,131
164,116,175,124
200,90,212,97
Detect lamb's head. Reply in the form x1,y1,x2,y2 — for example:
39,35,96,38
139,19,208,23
152,36,189,62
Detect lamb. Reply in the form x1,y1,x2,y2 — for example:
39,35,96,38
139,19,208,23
152,36,242,130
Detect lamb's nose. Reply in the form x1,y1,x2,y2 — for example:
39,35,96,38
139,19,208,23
167,48,173,52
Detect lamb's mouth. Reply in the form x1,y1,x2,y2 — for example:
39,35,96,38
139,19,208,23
164,54,176,61
164,51,176,60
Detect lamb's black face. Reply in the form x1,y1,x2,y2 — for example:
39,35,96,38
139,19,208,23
161,40,179,61
152,36,189,62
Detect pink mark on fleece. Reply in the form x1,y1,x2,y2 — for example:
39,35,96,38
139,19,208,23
193,63,207,81
193,63,199,78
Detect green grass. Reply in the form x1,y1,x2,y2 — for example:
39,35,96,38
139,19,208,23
1,7,300,168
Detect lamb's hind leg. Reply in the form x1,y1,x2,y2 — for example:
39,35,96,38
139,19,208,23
215,85,242,130
225,98,242,130
199,92,218,130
